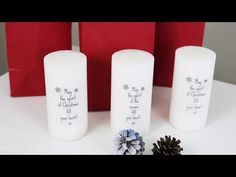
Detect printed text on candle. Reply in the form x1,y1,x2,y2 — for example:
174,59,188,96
55,87,79,125
185,77,208,115
123,84,145,125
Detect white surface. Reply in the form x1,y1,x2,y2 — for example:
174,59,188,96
170,46,216,131
0,73,236,154
44,51,88,141
111,49,154,136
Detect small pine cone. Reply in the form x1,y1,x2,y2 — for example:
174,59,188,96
114,129,145,155
152,135,183,155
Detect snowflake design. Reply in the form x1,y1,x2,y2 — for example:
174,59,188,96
195,78,199,83
123,84,129,90
74,88,78,92
186,77,192,83
55,87,61,93
204,79,208,83
141,87,145,91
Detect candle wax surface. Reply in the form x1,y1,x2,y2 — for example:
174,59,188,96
111,49,154,136
44,50,88,141
170,46,216,132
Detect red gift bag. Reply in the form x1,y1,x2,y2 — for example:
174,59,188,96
6,22,72,96
79,22,156,111
154,22,205,87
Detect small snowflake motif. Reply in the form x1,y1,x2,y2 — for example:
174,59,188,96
195,78,199,83
131,122,135,125
204,79,208,83
55,87,61,93
68,122,72,125
186,77,192,83
141,87,145,91
123,84,129,90
74,88,78,92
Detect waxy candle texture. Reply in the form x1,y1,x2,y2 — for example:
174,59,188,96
169,46,216,131
44,50,88,141
111,49,154,136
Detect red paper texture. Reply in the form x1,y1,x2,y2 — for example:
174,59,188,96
5,22,72,96
79,22,156,111
154,22,205,87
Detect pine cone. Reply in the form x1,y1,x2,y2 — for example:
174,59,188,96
152,135,183,155
114,129,145,155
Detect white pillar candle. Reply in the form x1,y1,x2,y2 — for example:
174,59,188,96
44,50,88,141
111,49,154,136
169,46,216,131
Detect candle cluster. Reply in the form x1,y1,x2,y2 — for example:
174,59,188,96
44,46,216,142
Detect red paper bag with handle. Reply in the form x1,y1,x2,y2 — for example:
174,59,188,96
5,22,72,96
154,22,205,87
79,22,156,111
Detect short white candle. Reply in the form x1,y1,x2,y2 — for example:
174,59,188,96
44,50,88,141
111,49,154,136
169,46,216,131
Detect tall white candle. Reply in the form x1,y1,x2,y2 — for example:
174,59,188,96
111,49,154,136
169,46,216,131
44,50,88,141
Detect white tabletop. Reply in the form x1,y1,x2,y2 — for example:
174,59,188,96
0,73,236,154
